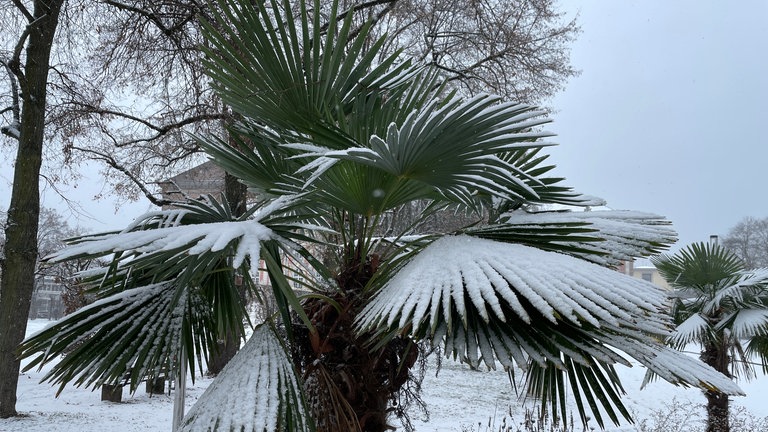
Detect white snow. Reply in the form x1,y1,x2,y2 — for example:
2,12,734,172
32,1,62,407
500,209,678,266
4,320,768,432
49,220,273,269
179,325,310,432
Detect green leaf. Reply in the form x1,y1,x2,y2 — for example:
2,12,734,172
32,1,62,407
180,324,314,432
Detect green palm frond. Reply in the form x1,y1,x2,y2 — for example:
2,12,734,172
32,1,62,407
198,0,586,218
357,235,742,427
470,209,677,266
19,282,206,394
526,355,629,428
652,242,745,290
495,147,601,207
201,0,423,142
180,324,314,432
745,334,768,375
290,96,554,210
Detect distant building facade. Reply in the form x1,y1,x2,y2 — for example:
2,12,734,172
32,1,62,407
29,275,66,320
619,258,671,290
158,160,227,206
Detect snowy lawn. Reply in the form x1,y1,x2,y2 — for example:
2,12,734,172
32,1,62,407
2,319,767,432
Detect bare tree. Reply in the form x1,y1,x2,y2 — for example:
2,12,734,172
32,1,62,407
348,0,580,101
723,216,768,270
30,0,579,207
0,0,65,417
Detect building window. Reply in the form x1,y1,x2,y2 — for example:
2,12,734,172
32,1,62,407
641,272,653,282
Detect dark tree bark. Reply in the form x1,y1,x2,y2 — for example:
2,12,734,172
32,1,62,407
205,172,247,376
0,0,64,418
702,341,731,432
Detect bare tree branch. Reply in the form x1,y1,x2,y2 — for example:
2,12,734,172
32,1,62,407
11,0,34,22
70,145,175,207
0,59,21,140
72,103,228,147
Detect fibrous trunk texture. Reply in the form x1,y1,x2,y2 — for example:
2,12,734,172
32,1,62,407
702,341,731,432
292,257,418,432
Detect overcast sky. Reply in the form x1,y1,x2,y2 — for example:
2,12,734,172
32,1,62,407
2,1,767,251
549,1,768,249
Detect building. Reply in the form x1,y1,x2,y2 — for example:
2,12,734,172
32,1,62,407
619,258,671,290
157,160,227,206
29,275,66,320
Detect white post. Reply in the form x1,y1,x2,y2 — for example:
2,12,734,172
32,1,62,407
172,346,187,431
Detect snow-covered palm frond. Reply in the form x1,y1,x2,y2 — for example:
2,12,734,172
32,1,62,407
702,268,768,314
358,236,675,357
631,340,743,395
180,325,313,432
48,194,304,268
19,282,206,394
718,309,768,339
668,313,712,348
357,235,742,427
50,220,272,268
19,194,313,398
473,209,677,266
358,236,671,344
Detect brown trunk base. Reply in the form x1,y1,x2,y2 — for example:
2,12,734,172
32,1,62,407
293,292,418,432
145,376,166,395
705,390,730,432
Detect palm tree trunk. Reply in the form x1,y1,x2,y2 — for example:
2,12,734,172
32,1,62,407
701,342,730,432
705,390,730,432
294,257,419,432
0,0,64,418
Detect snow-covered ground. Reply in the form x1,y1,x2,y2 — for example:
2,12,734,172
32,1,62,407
2,320,767,432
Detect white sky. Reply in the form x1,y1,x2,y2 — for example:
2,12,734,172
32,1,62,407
2,1,767,249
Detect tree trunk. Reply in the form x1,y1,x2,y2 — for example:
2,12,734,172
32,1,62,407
206,172,247,376
0,0,64,418
293,257,418,432
701,341,731,432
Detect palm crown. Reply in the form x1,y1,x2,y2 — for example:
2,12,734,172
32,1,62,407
650,242,768,432
19,0,744,431
652,242,768,379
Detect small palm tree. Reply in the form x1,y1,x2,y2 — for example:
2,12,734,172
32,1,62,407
19,0,743,431
651,242,768,432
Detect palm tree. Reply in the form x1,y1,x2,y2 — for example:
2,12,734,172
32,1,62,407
19,0,743,431
651,242,768,432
